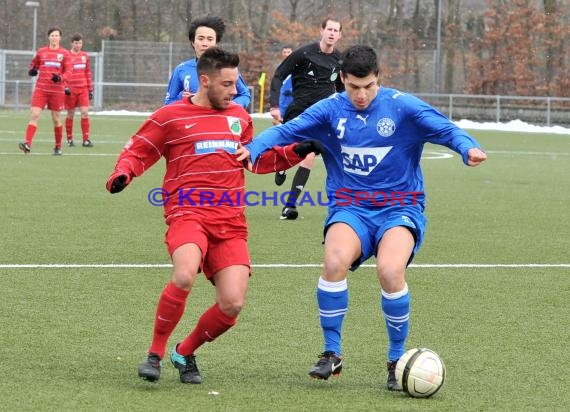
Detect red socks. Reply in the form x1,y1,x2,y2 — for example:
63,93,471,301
80,118,90,141
177,303,237,356
54,125,63,148
25,124,37,146
148,282,189,358
146,284,238,359
65,118,73,139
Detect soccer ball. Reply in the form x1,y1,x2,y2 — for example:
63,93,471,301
395,348,446,398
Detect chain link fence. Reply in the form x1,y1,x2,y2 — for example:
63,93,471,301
1,41,568,126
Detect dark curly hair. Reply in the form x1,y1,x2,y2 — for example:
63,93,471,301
188,16,225,43
196,47,239,75
340,45,379,78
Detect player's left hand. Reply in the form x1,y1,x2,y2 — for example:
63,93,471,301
51,73,61,83
89,91,94,100
467,148,487,166
293,140,324,158
64,87,71,96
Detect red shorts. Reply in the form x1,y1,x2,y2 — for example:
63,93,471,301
165,215,250,278
65,88,90,110
31,89,65,111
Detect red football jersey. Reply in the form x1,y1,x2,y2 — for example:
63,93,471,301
67,51,92,90
29,45,70,93
111,99,302,223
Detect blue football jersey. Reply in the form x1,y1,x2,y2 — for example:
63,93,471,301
248,86,481,208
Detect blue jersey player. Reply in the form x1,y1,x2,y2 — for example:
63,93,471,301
238,45,487,390
164,16,251,109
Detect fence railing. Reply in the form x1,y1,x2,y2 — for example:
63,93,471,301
2,45,568,125
2,78,567,127
416,93,570,127
0,79,255,113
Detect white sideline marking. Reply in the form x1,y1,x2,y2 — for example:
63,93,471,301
0,263,568,269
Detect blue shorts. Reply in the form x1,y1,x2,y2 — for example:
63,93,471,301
324,205,427,271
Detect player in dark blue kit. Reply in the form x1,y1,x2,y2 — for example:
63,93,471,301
238,45,487,390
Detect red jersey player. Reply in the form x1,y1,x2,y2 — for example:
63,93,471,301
64,33,94,148
106,47,319,384
19,26,70,155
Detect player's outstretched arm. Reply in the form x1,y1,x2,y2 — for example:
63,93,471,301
246,140,324,174
466,148,487,167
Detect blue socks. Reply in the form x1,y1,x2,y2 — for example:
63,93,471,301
381,283,410,361
317,277,348,355
316,278,409,361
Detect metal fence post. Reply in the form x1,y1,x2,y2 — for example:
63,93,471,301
0,50,5,105
496,95,501,123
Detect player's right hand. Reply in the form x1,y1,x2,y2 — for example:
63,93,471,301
28,67,38,77
51,73,62,83
64,87,71,96
106,173,132,194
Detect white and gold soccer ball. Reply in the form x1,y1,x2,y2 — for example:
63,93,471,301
395,348,446,398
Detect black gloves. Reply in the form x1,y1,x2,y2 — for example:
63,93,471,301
51,73,61,83
28,67,38,76
106,173,132,194
64,87,71,96
293,140,324,158
89,91,94,100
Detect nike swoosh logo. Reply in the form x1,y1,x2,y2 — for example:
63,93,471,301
331,361,342,372
185,123,197,129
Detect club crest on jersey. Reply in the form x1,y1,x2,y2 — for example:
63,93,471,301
57,54,64,61
377,118,396,137
227,117,242,135
81,56,87,63
341,145,393,176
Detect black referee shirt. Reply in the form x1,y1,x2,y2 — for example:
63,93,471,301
270,42,344,115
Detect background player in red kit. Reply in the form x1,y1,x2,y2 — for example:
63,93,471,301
106,47,320,384
64,33,94,148
20,26,70,156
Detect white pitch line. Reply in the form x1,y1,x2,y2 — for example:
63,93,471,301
0,263,568,269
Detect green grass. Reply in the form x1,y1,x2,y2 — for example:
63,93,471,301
0,111,569,411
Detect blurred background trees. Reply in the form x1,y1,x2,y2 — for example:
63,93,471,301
1,0,568,96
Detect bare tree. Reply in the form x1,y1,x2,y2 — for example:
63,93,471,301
444,0,461,93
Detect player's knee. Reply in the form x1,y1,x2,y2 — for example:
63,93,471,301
323,251,352,280
376,261,406,291
218,299,244,318
170,268,198,290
